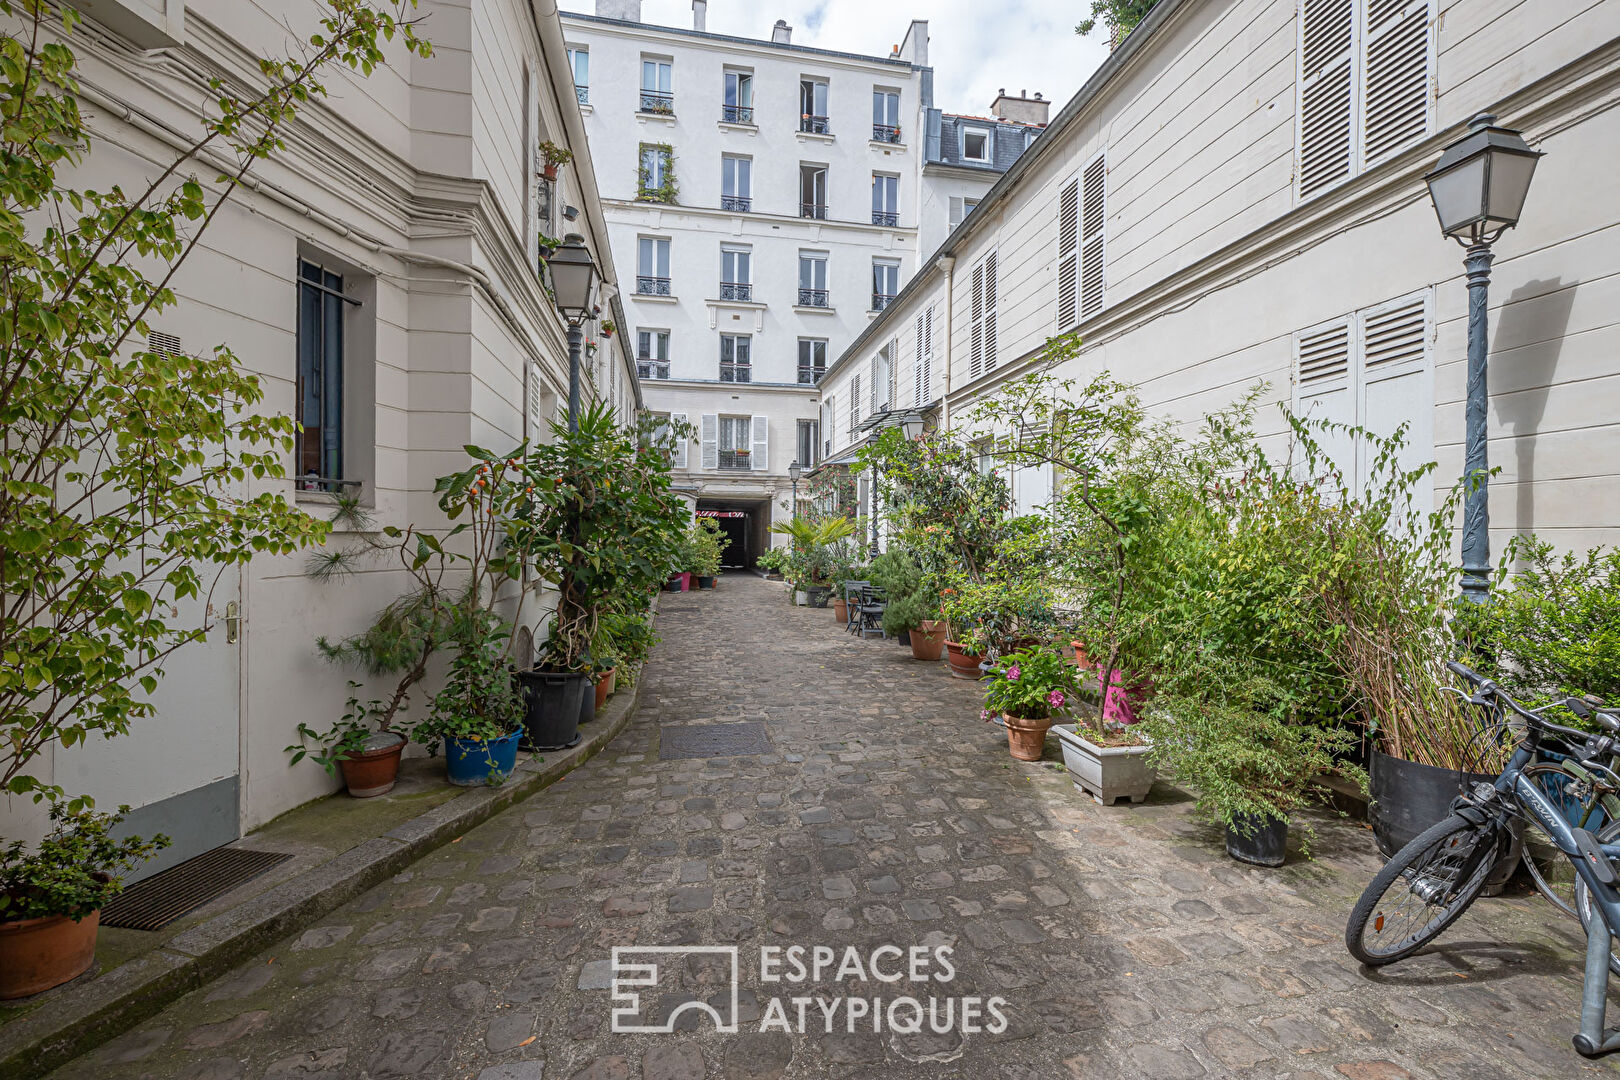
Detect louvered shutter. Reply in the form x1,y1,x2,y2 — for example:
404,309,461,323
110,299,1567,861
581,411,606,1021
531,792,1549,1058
526,362,546,443
1055,177,1079,329
1080,157,1106,318
983,251,998,370
1363,0,1429,164
850,374,861,432
887,339,897,409
1299,0,1354,198
824,395,835,449
670,411,689,468
869,357,880,412
700,413,719,470
920,307,933,404
751,414,769,470
1294,319,1356,484
1359,293,1431,513
969,260,985,380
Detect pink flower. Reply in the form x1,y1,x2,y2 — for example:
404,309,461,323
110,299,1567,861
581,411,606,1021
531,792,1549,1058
979,709,991,722
1006,665,1021,681
1048,690,1066,709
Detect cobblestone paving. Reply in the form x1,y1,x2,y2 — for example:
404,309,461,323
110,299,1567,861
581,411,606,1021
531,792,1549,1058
53,575,1620,1079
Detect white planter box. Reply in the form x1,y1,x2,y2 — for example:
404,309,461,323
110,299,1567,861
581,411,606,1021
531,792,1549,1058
1055,724,1156,806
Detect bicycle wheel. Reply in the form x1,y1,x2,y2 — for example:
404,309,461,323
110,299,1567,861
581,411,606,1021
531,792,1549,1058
1521,762,1605,920
1570,818,1620,977
1347,812,1501,966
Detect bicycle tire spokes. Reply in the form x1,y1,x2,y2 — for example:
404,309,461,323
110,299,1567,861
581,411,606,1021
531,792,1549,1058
1363,827,1493,957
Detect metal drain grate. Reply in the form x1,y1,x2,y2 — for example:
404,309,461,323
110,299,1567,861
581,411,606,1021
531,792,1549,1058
101,847,293,931
659,721,773,760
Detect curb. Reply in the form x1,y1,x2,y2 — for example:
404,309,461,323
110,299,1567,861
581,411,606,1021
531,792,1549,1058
0,680,643,1080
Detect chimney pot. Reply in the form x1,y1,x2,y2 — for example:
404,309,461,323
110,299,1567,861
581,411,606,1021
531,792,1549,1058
692,0,706,32
771,19,792,44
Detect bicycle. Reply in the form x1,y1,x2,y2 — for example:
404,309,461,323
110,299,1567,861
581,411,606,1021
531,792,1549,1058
1522,747,1620,921
1345,661,1620,1058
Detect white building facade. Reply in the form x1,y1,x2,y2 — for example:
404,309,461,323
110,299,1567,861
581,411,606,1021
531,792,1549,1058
2,0,636,873
822,0,1620,559
561,1,1038,561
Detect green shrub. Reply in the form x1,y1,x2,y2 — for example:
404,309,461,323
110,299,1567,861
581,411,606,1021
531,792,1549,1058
0,805,169,921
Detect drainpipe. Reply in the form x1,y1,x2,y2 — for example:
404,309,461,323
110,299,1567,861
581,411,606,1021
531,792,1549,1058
935,254,956,430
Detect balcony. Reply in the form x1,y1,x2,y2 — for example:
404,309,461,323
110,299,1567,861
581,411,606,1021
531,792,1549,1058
639,90,674,115
798,365,826,385
719,363,751,383
637,359,670,379
722,105,754,124
872,293,895,312
800,203,828,220
800,115,831,135
636,276,671,296
872,124,901,143
718,449,753,470
719,282,753,302
872,210,899,227
797,288,829,308
575,85,589,106
721,195,752,213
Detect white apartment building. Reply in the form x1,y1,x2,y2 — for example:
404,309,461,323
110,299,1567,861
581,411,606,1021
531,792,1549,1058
2,0,635,873
561,0,1041,562
822,0,1620,560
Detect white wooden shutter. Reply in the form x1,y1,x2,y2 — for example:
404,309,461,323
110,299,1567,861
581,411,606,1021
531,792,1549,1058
1055,176,1079,330
969,260,985,380
1080,156,1106,318
869,357,879,412
824,395,835,447
750,414,769,470
526,361,545,442
1299,0,1355,198
949,196,965,228
983,250,998,370
700,412,719,470
670,410,689,468
887,339,897,409
1293,318,1356,484
921,306,933,405
850,373,861,431
1359,292,1431,514
1362,0,1429,164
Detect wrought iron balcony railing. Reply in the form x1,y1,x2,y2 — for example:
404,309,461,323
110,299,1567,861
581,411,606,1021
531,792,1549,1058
721,195,752,212
797,288,829,308
719,363,751,383
718,449,753,470
719,282,753,302
800,202,828,220
722,105,754,124
800,115,831,135
872,124,901,143
639,90,674,114
636,276,671,296
872,210,899,227
636,360,670,380
575,85,589,105
798,366,826,385
871,293,896,312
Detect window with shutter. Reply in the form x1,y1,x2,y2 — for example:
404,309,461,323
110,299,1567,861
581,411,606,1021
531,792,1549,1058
700,413,719,470
969,260,985,380
1080,156,1106,318
869,357,879,413
669,411,689,468
983,250,998,370
1363,0,1430,163
1055,177,1079,330
1299,0,1354,199
526,362,545,443
850,373,861,432
915,307,934,406
751,415,769,470
823,395,834,454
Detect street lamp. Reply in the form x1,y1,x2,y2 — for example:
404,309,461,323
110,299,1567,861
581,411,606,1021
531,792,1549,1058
788,459,802,516
547,233,601,432
1424,114,1541,603
899,412,926,441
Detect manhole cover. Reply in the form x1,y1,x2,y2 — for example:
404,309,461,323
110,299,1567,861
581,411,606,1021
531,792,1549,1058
101,847,293,931
659,721,773,760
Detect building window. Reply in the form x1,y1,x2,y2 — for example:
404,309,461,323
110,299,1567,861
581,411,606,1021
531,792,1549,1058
849,372,862,432
718,415,753,469
797,338,827,384
799,164,828,219
567,46,589,105
797,418,820,467
871,174,899,226
870,341,893,413
871,259,899,312
800,78,830,134
636,236,671,295
914,304,934,406
719,334,751,382
637,329,670,379
1055,152,1107,328
969,250,998,380
721,155,752,212
723,69,753,124
797,252,828,307
872,89,900,142
822,394,834,456
949,196,979,228
720,245,752,302
639,57,673,114
296,259,346,489
1299,0,1432,200
637,144,674,203
962,126,992,163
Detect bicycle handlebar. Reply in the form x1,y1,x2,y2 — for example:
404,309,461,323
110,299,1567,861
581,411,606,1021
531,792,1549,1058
1448,659,1620,736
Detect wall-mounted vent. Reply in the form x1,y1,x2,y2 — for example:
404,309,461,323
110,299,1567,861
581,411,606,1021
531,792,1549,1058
148,330,183,356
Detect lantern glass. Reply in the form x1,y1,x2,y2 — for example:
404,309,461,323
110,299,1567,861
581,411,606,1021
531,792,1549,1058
1426,156,1487,238
901,416,925,440
1485,150,1538,226
788,461,802,482
548,235,599,318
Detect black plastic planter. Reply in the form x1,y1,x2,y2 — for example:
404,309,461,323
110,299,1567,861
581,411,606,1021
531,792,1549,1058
1369,750,1522,890
578,678,596,726
806,585,831,608
1226,812,1289,866
516,669,587,751
898,629,911,647
696,575,716,589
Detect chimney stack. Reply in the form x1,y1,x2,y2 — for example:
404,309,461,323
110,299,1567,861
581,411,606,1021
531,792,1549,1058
771,19,792,44
989,88,1050,126
692,0,706,32
595,0,642,21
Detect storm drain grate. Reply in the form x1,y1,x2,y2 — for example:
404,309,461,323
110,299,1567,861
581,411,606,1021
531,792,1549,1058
101,847,293,931
659,721,773,760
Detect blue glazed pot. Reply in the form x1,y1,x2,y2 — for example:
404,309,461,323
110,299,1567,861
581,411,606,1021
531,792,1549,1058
445,729,521,786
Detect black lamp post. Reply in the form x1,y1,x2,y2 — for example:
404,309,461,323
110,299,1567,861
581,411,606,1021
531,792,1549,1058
1424,114,1541,603
788,459,802,516
547,233,601,432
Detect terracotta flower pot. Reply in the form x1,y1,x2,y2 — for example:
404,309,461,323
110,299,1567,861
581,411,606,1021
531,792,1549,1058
1003,713,1054,762
594,668,616,711
542,163,559,181
0,909,100,999
911,620,947,661
338,735,406,798
943,641,984,680
1071,641,1092,669
833,598,849,623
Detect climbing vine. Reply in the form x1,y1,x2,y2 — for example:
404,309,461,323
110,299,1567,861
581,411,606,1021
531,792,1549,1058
636,143,678,204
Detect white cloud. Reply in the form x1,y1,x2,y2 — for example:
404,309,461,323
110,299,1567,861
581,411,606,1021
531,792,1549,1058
558,0,1114,121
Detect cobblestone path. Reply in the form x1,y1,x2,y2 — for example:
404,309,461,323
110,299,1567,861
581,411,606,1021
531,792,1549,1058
54,574,1620,1079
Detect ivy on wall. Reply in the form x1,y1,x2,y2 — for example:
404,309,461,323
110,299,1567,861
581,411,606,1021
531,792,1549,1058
636,143,678,204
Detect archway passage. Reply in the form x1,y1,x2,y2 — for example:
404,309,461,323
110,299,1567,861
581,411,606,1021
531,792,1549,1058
696,499,768,569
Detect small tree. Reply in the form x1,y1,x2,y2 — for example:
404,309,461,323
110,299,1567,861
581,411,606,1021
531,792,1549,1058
1076,0,1160,39
0,1,433,813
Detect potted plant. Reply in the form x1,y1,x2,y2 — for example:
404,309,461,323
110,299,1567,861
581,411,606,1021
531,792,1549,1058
690,517,728,589
871,551,945,659
770,515,855,609
286,686,415,798
539,140,574,181
416,616,526,787
601,319,617,339
0,807,168,999
982,646,1083,761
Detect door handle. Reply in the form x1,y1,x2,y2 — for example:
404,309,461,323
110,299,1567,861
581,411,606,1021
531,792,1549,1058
224,600,240,644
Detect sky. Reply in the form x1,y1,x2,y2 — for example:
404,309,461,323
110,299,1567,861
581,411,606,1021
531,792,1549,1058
557,0,1116,121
